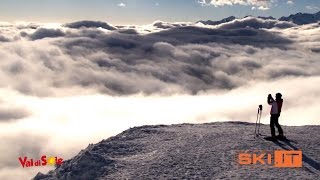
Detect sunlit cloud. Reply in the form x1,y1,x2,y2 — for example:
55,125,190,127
198,0,271,9
305,5,320,10
117,2,126,7
287,1,294,5
258,6,270,10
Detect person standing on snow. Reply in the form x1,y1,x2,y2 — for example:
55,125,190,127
268,93,284,139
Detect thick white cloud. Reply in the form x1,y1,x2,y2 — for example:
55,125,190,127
0,19,319,96
0,19,319,179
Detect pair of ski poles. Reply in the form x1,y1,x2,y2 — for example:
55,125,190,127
254,105,263,137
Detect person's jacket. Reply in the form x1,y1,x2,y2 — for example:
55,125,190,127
268,97,283,115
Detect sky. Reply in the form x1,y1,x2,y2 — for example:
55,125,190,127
0,0,319,24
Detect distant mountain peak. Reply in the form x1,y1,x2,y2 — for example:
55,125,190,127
198,11,320,26
279,11,320,25
240,15,276,20
197,16,236,25
257,16,276,20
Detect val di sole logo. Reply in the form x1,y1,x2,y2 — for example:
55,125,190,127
18,155,63,168
238,150,302,168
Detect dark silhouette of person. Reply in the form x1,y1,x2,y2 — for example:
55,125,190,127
267,93,284,139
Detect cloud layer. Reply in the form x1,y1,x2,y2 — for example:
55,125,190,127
1,18,319,97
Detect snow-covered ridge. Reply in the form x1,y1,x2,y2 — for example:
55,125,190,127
33,122,320,179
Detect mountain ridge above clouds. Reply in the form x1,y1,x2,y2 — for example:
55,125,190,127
63,21,117,30
197,16,236,26
43,11,320,32
33,122,320,179
279,11,320,25
198,11,320,26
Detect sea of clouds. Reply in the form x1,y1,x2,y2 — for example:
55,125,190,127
0,17,319,179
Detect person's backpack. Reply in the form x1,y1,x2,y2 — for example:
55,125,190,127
277,99,283,114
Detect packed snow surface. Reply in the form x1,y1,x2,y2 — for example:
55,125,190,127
34,122,320,179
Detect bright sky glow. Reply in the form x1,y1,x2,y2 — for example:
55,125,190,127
0,0,319,24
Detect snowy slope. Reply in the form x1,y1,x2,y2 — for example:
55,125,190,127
34,122,320,179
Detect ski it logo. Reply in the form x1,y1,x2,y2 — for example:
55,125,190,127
18,155,63,168
238,150,302,168
274,150,302,167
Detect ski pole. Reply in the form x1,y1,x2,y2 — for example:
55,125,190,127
254,106,259,137
258,105,263,135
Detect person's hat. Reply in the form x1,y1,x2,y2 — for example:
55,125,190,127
276,93,282,98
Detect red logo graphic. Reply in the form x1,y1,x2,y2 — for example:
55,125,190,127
18,155,63,168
